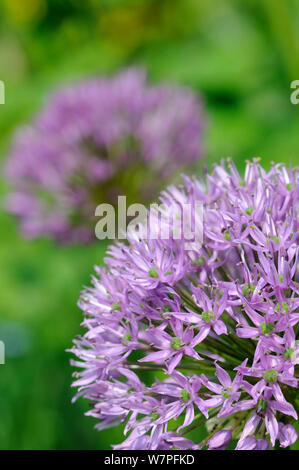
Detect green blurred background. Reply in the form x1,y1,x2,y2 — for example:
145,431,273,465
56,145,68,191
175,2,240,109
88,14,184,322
0,0,298,449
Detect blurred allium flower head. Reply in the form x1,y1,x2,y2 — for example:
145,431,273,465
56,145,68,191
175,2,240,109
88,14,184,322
4,68,203,242
70,159,299,450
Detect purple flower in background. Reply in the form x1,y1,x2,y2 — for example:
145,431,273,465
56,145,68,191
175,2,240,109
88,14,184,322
4,68,203,242
71,159,299,449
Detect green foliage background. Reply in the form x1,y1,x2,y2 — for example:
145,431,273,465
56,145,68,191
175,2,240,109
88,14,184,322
0,0,298,449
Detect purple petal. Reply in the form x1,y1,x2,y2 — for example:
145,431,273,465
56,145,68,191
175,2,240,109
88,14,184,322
237,326,259,338
167,352,183,374
215,363,232,388
239,412,260,441
278,423,298,448
265,410,279,446
208,430,232,450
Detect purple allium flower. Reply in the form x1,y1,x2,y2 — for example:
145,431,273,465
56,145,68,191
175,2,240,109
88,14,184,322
4,68,203,242
71,159,299,449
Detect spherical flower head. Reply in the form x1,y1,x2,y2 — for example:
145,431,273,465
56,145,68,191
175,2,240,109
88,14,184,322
4,67,203,243
71,159,299,450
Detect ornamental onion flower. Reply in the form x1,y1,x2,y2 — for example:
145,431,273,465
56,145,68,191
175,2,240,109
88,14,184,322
4,68,203,242
70,159,299,450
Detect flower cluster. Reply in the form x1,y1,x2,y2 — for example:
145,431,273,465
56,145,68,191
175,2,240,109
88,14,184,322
71,159,299,450
4,68,203,242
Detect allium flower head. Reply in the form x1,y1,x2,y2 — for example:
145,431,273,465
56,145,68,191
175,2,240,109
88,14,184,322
71,159,299,450
4,68,203,242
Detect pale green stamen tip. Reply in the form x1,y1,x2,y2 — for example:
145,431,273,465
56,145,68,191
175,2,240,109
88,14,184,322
284,347,294,359
123,333,132,342
224,232,231,241
111,302,121,311
272,236,279,244
281,301,289,313
245,206,253,215
202,310,215,323
260,321,274,335
149,267,159,278
264,369,278,383
171,337,184,350
180,389,190,402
